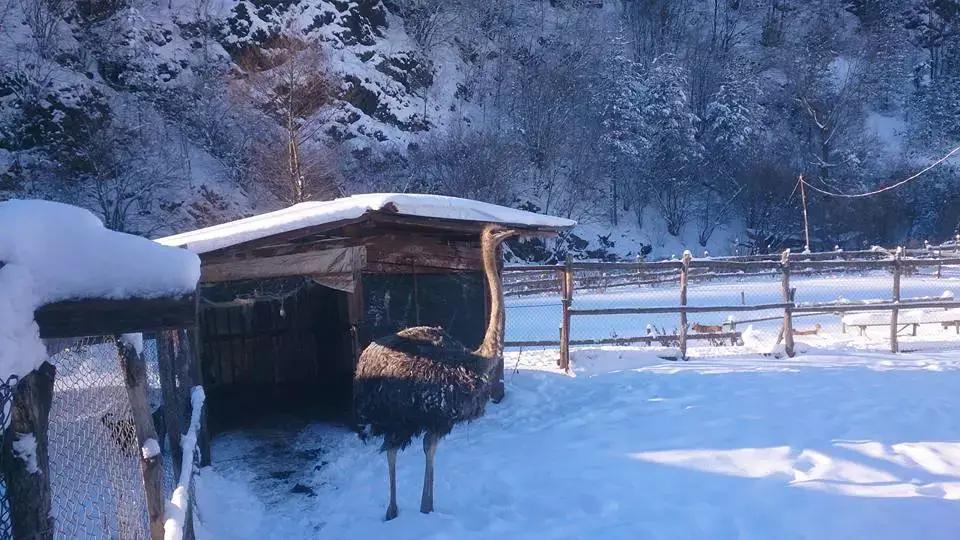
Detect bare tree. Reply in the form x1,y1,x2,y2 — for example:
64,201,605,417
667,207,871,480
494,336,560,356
236,35,342,204
20,0,71,58
409,126,520,206
389,0,456,53
69,103,187,234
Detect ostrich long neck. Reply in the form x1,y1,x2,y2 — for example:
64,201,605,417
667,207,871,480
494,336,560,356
474,232,505,360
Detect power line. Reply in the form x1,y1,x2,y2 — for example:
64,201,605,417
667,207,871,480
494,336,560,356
799,144,960,199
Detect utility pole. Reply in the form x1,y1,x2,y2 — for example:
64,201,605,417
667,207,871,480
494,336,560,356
799,174,811,253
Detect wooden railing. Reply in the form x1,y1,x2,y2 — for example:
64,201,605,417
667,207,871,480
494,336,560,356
504,248,960,369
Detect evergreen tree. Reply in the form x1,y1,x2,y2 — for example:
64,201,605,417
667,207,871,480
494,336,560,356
597,41,646,226
636,58,703,237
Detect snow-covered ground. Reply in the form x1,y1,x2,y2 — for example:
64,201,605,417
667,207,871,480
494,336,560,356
196,344,960,539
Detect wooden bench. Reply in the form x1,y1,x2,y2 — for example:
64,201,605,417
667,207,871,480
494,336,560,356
841,310,960,337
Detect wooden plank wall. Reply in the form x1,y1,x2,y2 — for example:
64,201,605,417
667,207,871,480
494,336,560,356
363,234,482,273
198,282,353,431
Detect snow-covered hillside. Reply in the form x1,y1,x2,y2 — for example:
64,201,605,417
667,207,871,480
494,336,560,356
2,0,959,256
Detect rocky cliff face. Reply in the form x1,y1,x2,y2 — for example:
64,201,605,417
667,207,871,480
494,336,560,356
0,0,462,234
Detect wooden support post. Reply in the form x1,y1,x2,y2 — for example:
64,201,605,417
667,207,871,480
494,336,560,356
679,251,691,360
559,255,573,371
781,250,796,357
2,362,56,540
156,331,184,478
116,337,165,540
890,248,902,353
799,175,811,253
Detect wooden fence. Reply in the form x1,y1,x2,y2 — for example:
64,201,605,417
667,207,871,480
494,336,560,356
503,248,960,370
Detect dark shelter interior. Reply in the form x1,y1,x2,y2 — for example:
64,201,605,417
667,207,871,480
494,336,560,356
200,271,486,434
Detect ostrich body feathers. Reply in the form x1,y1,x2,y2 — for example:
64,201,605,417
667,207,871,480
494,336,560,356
354,326,494,451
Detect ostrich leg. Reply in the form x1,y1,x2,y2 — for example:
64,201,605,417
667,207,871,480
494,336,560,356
386,449,398,521
420,433,439,513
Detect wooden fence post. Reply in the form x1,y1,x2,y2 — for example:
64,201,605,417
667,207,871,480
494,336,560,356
182,326,211,467
559,255,573,371
636,255,642,287
1,362,56,540
890,248,902,353
116,337,165,540
156,331,185,478
780,249,795,357
679,251,691,360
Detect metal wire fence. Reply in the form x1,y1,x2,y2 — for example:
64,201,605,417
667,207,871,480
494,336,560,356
47,337,150,539
0,374,19,539
504,247,960,367
43,335,185,540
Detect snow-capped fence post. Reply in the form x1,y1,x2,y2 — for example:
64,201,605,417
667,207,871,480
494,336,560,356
1,362,55,540
679,251,692,360
780,250,796,357
890,248,902,354
116,337,166,540
185,326,211,468
164,386,205,540
559,255,574,371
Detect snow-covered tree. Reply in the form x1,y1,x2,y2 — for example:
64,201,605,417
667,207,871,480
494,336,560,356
636,58,703,237
597,40,646,226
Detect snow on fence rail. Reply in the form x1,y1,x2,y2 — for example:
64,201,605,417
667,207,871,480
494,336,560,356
504,248,960,368
164,386,204,540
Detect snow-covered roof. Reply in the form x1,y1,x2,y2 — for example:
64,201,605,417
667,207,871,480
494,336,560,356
0,199,201,379
156,193,576,255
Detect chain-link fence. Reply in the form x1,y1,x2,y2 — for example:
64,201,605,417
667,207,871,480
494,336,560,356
47,338,150,539
504,247,960,365
0,374,20,539
43,335,185,540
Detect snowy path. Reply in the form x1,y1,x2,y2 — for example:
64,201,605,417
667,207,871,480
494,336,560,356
197,348,960,540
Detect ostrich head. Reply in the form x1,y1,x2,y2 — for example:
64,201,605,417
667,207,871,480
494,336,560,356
482,224,522,245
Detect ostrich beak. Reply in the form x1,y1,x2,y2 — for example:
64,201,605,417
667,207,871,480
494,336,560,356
490,227,522,242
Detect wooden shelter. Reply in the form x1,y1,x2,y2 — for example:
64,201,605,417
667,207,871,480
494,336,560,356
157,194,574,435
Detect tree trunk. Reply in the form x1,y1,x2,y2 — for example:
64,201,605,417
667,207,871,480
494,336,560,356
2,362,56,540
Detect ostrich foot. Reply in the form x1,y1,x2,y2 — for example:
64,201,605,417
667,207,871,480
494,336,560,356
490,384,505,404
420,498,433,514
385,503,398,521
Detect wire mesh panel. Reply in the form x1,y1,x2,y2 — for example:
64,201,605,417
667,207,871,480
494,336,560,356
48,337,149,540
0,374,19,538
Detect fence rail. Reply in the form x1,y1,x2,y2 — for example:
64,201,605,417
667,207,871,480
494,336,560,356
505,248,960,369
505,255,960,298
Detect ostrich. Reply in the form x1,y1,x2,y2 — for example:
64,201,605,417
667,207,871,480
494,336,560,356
354,224,521,520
